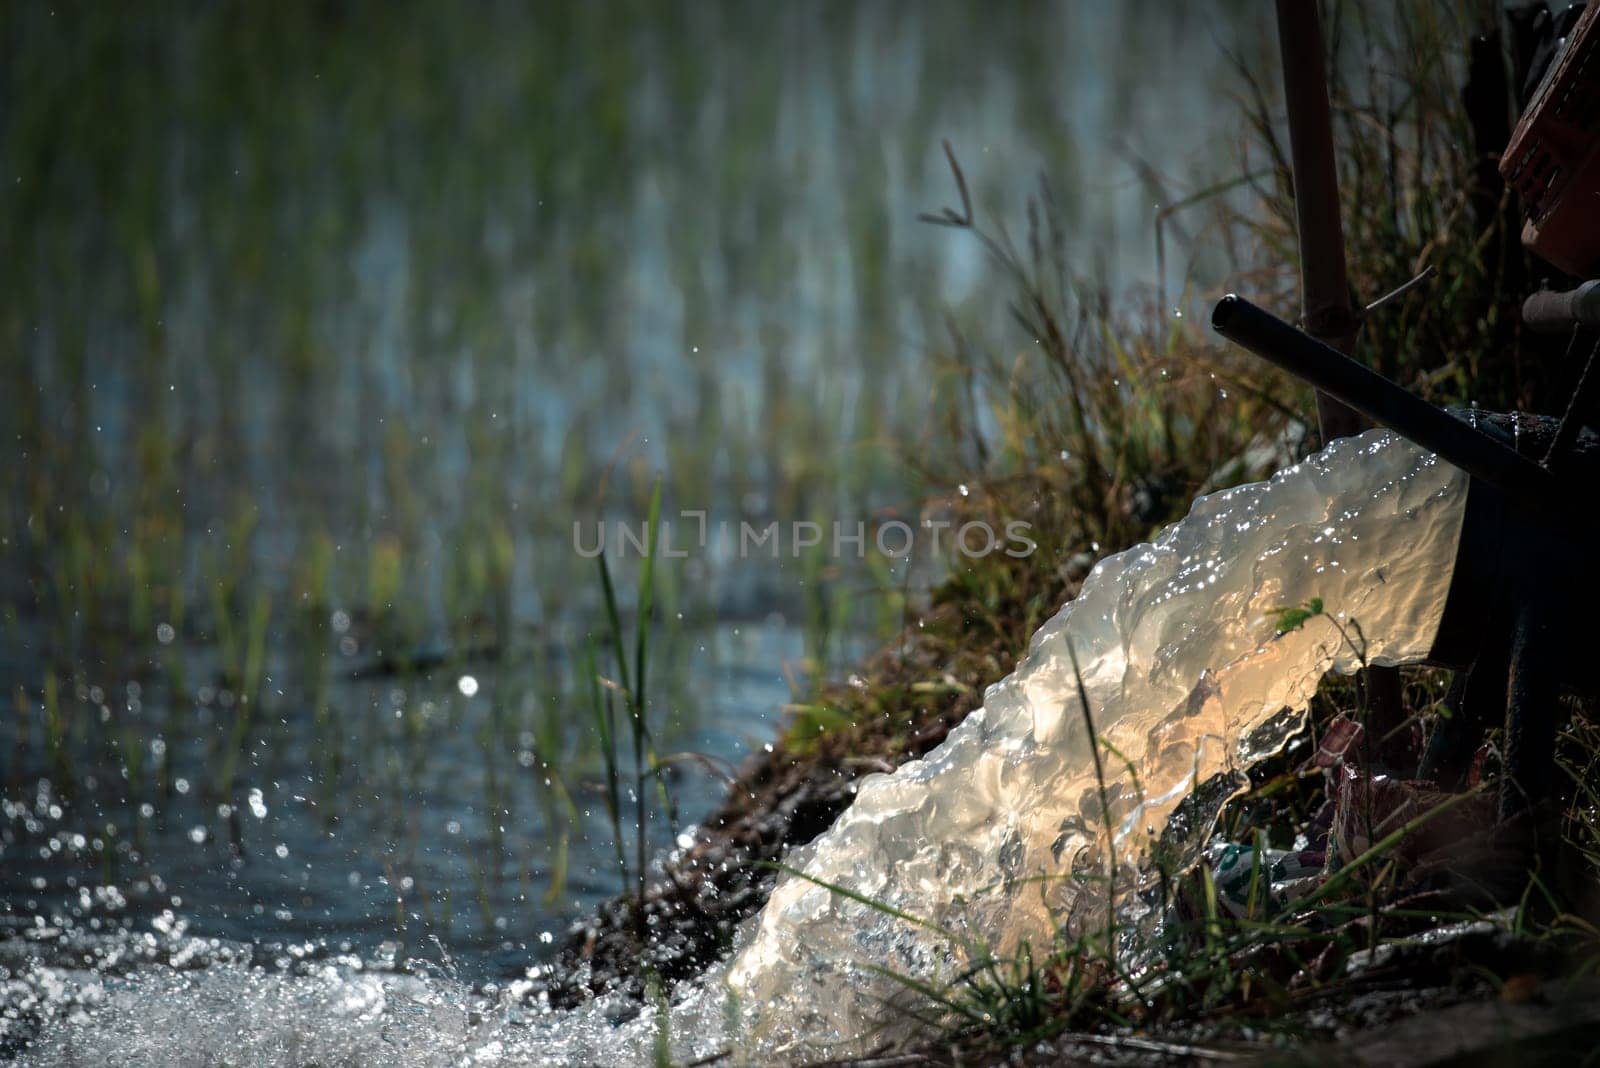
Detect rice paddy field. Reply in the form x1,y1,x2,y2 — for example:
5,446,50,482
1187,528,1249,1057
1,1,1267,993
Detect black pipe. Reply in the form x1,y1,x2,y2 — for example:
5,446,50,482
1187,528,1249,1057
1211,295,1557,510
1274,0,1364,440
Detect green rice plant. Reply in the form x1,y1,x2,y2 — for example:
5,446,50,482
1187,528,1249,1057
798,522,853,688
467,851,496,935
291,529,340,798
629,481,664,907
476,717,507,863
585,479,677,915
216,588,272,804
524,651,586,903
40,670,73,798
584,635,631,902
861,541,912,641
542,830,571,909
7,684,26,792
117,689,146,806
156,583,187,798
126,540,153,647
365,533,409,663
647,970,672,1068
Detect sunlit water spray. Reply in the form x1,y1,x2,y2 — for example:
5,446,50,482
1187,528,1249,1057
21,431,1468,1064
726,429,1466,1055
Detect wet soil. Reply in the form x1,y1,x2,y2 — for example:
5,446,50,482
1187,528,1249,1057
539,596,1020,1006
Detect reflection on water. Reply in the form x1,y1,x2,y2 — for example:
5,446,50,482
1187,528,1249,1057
9,434,1474,1065
2,622,813,981
3,1,1259,623
1,2,1266,1052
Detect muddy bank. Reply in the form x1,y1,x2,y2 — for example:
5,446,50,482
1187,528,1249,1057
540,593,1026,1006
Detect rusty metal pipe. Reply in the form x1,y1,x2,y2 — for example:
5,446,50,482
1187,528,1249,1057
1274,0,1419,748
1276,0,1365,440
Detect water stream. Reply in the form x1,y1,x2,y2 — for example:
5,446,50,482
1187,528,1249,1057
16,431,1470,1063
726,429,1467,1055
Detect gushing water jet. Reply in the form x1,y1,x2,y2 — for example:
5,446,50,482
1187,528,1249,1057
724,429,1471,1055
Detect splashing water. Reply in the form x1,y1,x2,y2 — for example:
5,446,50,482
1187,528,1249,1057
726,430,1467,1055
19,431,1468,1064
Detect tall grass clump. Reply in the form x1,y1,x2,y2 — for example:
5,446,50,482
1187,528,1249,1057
584,481,678,919
920,140,1283,560
868,0,1569,783
1232,2,1566,417
774,142,1287,761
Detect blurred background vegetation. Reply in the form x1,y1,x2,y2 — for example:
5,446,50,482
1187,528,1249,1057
7,0,1553,987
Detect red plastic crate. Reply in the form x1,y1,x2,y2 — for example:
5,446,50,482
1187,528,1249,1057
1502,2,1600,276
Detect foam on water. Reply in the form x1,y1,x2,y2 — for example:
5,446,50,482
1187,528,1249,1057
19,431,1469,1065
15,942,739,1066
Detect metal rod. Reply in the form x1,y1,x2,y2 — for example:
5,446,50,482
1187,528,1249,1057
1212,294,1557,506
1544,332,1600,473
1501,598,1562,819
1275,1,1413,747
1522,281,1600,333
1275,0,1365,441
1364,265,1436,317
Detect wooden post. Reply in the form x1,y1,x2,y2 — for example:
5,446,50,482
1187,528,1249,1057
1275,0,1365,442
1275,0,1408,753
